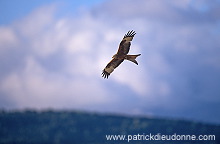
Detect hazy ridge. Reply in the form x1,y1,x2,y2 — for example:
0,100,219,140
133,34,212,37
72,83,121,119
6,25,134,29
0,110,219,144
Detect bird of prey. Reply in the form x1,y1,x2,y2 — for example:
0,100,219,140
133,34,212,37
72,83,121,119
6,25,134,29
102,30,141,79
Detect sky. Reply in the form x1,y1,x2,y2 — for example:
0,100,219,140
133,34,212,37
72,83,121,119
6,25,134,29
0,0,220,124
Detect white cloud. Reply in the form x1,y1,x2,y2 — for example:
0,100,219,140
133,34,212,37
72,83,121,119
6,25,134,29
0,4,121,110
113,63,149,96
0,0,220,123
15,4,57,37
1,56,112,109
0,27,18,52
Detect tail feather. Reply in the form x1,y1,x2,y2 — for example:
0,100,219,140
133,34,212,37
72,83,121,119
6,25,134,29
125,54,141,65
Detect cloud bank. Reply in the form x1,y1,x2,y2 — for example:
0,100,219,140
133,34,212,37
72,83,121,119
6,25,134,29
0,0,220,123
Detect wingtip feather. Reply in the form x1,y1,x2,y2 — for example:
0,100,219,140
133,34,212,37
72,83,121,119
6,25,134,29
124,30,136,38
101,70,110,79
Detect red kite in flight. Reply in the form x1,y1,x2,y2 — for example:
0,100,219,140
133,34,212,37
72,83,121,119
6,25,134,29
102,30,141,79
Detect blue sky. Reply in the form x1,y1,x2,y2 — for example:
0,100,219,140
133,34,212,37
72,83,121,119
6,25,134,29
0,0,220,124
0,0,105,24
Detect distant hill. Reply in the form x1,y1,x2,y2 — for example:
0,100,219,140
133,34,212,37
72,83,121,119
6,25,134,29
0,110,219,144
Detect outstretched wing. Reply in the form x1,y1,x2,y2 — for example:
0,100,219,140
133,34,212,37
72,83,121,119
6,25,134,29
116,30,136,55
102,58,124,79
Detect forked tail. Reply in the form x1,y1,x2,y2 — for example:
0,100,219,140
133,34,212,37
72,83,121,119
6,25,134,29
125,54,141,65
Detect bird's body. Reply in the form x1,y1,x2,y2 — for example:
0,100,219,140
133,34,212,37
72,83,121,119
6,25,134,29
102,30,141,79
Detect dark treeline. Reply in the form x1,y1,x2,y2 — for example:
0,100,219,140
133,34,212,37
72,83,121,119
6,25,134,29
0,110,219,144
